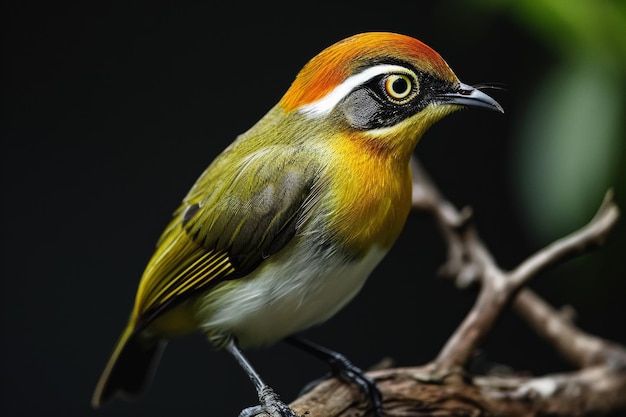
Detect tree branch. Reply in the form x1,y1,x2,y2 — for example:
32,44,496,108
256,157,625,417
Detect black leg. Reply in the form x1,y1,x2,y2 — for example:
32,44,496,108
284,336,383,417
225,339,299,417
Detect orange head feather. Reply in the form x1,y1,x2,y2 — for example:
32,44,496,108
280,32,457,112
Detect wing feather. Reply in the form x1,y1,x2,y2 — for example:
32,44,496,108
131,145,324,329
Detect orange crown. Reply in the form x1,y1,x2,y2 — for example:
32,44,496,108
280,32,456,112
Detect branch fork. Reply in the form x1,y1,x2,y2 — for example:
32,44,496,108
262,157,625,417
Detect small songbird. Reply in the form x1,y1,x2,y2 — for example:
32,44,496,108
92,32,502,417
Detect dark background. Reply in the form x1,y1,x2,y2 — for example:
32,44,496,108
3,2,625,416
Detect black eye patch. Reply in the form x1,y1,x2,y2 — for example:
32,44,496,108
341,88,386,129
339,75,418,130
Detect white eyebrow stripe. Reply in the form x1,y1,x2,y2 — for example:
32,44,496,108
298,64,410,117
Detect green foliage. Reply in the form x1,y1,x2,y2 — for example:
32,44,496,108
512,58,623,240
477,0,626,242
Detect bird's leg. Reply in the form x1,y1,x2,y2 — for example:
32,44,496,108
284,336,383,417
225,339,299,417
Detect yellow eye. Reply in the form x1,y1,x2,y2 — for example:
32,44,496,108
384,74,414,101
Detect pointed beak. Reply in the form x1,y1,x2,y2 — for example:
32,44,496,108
438,82,504,113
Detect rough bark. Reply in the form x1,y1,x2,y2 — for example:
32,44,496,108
253,157,626,417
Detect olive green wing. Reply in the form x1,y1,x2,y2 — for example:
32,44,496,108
132,147,324,328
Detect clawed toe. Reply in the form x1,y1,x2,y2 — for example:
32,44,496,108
237,386,299,417
332,360,383,417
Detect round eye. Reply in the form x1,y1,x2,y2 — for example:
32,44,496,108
384,74,414,101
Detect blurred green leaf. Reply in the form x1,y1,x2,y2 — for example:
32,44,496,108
512,58,623,241
475,0,626,68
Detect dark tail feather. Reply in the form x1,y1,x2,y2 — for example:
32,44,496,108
92,324,166,408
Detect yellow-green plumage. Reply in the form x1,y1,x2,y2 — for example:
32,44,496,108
92,32,502,410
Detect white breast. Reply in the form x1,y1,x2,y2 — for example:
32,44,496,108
194,243,387,348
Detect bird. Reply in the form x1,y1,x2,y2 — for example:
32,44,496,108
92,31,503,417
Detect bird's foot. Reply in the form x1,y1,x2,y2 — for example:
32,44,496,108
298,354,383,417
329,354,383,417
286,337,383,417
238,386,300,417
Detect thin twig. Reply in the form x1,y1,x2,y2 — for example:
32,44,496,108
513,289,626,369
508,190,619,290
266,157,626,417
411,156,621,371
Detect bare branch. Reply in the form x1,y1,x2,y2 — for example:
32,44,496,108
508,190,620,290
259,156,626,417
513,289,626,369
411,157,621,372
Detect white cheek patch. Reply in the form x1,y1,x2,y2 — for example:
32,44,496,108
298,64,410,118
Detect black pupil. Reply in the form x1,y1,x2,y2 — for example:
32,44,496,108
393,77,408,94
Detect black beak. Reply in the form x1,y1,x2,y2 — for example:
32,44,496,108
439,82,504,113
